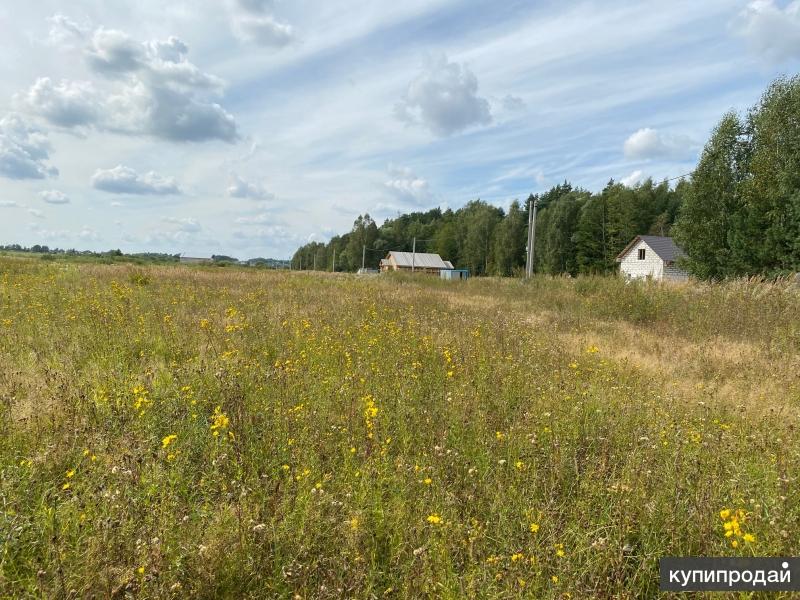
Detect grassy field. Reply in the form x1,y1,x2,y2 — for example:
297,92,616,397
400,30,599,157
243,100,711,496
1,257,799,599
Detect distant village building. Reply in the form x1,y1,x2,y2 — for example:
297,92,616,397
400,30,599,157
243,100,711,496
179,256,212,265
440,269,469,281
616,235,688,281
380,251,454,274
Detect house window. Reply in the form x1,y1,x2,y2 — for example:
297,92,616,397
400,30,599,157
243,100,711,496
638,248,646,260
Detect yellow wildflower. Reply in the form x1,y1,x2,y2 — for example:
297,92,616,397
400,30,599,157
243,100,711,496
426,514,442,525
162,434,177,449
210,406,230,437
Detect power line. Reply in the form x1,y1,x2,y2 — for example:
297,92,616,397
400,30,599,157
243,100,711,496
665,172,693,183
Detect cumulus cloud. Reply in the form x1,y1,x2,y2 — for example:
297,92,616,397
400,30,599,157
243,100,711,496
0,115,58,180
91,165,181,195
33,21,238,143
396,54,492,136
227,174,275,200
384,164,431,205
735,0,800,62
28,208,45,219
621,170,646,187
623,128,693,160
0,200,20,207
40,190,70,204
86,28,145,75
21,78,99,128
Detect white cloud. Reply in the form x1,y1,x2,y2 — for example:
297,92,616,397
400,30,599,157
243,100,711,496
621,169,646,187
28,208,45,219
40,190,70,204
229,0,294,47
227,174,274,200
46,13,88,46
623,128,693,160
396,54,492,136
86,28,146,75
384,164,431,205
34,23,238,143
234,15,294,47
21,78,99,128
0,201,20,207
91,165,181,195
735,0,800,62
0,114,58,180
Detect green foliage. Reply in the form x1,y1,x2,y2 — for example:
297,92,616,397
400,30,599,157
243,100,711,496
674,76,800,278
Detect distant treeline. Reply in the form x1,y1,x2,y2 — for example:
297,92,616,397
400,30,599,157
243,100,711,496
0,245,291,269
292,180,684,276
0,245,181,263
293,75,800,279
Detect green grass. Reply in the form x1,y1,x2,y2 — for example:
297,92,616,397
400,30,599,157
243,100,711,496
0,257,798,598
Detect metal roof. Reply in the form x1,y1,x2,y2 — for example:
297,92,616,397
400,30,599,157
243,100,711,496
388,251,451,269
616,236,686,263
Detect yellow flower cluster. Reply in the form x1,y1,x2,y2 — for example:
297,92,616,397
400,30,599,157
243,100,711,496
363,394,378,439
210,406,230,438
720,508,756,548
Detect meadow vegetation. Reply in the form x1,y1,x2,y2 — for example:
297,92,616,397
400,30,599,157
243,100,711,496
0,256,798,598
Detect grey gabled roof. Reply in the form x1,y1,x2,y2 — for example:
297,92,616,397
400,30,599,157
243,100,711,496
388,251,450,269
616,235,686,263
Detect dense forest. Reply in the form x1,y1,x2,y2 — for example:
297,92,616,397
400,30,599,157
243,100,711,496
293,76,800,279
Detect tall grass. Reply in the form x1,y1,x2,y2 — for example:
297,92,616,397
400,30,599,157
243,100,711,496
0,257,798,598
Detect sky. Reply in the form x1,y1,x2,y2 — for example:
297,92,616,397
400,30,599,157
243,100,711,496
1,0,799,259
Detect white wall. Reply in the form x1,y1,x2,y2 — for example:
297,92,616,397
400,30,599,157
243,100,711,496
619,240,664,280
619,239,688,281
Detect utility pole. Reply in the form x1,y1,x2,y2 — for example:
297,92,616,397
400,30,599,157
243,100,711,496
525,197,533,278
362,244,366,271
530,197,539,275
412,237,416,273
332,248,336,272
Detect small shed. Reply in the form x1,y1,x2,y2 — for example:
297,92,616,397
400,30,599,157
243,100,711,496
440,269,469,281
616,235,688,281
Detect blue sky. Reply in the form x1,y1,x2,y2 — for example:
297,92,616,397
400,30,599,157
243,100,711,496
0,0,799,258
